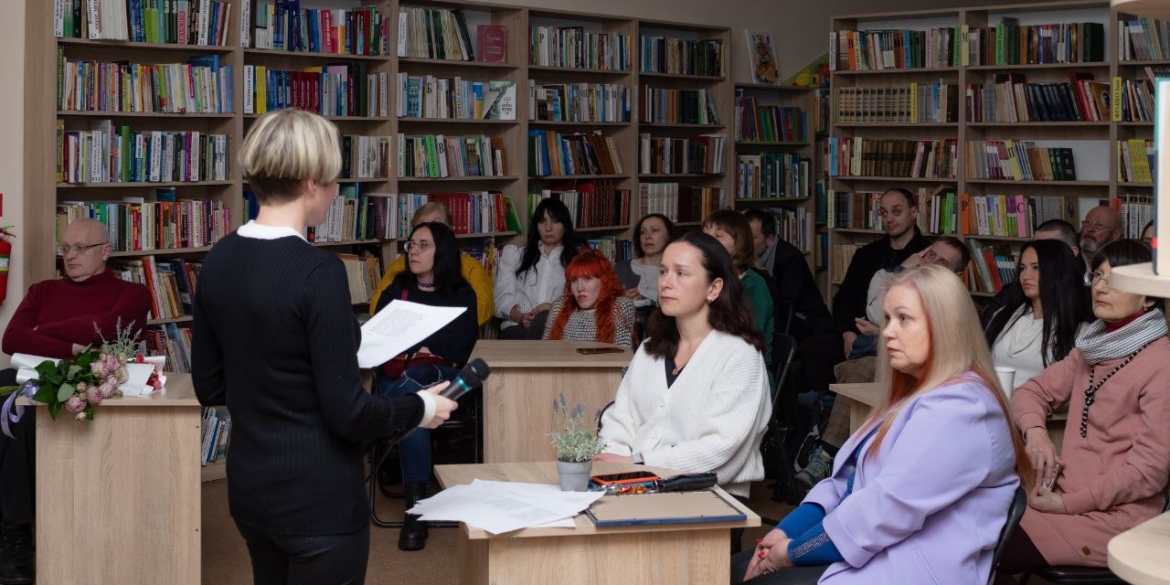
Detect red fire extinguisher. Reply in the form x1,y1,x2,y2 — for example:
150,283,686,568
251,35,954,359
0,228,13,305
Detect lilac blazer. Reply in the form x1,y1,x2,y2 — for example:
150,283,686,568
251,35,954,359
805,373,1019,585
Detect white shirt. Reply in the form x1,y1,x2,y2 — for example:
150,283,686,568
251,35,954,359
990,305,1051,390
494,244,565,328
629,259,659,306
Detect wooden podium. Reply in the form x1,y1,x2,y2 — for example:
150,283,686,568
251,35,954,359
34,373,202,585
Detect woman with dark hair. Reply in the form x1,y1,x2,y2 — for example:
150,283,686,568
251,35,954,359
984,239,1092,390
495,198,580,339
702,210,775,375
617,213,674,336
374,221,478,552
544,249,637,349
596,231,771,500
736,265,1027,585
995,240,1170,584
1141,220,1153,245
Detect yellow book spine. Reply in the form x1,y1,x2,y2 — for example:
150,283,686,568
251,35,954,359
909,82,918,123
1112,76,1123,122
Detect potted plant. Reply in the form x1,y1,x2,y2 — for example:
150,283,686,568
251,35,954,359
549,393,604,491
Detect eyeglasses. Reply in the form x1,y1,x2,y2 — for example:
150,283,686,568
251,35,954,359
403,241,433,254
1090,271,1111,287
60,243,105,256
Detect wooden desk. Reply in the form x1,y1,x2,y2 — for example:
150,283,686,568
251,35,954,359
35,373,201,585
470,341,632,463
435,461,759,585
1108,512,1170,585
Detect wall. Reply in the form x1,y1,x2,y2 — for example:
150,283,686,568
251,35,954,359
0,2,25,367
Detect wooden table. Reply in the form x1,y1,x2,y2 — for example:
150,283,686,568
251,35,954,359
470,341,632,463
435,461,759,585
1108,512,1170,585
34,373,201,585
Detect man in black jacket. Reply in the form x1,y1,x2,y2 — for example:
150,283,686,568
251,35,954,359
745,209,834,341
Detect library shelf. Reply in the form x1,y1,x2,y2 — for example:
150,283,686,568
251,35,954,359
639,123,725,130
529,174,629,180
735,141,811,147
397,117,518,125
397,175,520,183
243,48,390,61
967,122,1110,128
576,225,633,233
966,62,1108,71
638,173,725,179
58,38,234,53
733,196,812,204
106,246,213,257
964,179,1109,187
637,72,725,81
1118,182,1155,188
527,120,629,127
454,231,519,239
398,57,518,69
57,181,234,188
57,111,235,119
831,176,957,183
830,67,958,76
310,239,382,247
149,316,193,326
833,122,958,128
528,65,630,76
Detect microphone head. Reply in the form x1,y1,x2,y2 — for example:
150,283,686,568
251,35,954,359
458,358,490,388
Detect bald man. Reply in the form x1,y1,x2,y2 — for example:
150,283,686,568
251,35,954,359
1079,205,1122,262
0,218,150,584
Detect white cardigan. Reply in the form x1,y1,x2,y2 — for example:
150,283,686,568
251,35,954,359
598,330,772,497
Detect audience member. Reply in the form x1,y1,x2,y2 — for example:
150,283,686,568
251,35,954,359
368,202,493,326
981,219,1085,327
1078,205,1122,263
544,249,636,349
995,240,1170,583
702,210,775,375
495,198,580,339
0,218,151,584
191,109,457,584
1142,220,1153,246
616,213,674,335
744,208,834,342
373,222,478,552
734,265,1027,585
984,240,1091,390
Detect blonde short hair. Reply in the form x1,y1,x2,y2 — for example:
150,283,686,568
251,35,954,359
411,202,452,227
239,109,341,204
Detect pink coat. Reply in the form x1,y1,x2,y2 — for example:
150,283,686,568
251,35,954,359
1011,337,1170,566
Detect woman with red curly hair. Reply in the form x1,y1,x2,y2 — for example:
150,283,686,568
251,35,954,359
543,249,637,348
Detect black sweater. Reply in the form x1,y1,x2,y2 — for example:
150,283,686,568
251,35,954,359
192,233,423,535
376,280,478,367
768,239,834,340
831,230,931,334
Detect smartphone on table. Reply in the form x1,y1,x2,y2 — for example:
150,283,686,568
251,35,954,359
577,347,626,355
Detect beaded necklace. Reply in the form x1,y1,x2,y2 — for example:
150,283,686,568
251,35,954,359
1080,340,1154,438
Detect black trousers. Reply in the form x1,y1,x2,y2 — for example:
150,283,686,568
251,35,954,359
784,332,843,428
729,549,829,585
991,528,1049,585
234,519,371,585
0,368,34,525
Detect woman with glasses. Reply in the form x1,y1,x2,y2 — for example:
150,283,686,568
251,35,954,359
373,221,478,552
993,240,1170,584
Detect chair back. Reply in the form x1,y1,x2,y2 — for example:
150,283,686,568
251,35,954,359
775,299,794,336
771,333,798,411
990,486,1028,582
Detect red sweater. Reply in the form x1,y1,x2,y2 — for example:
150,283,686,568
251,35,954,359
2,269,152,360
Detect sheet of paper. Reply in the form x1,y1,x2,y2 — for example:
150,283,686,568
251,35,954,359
408,480,604,535
11,354,59,384
356,300,467,368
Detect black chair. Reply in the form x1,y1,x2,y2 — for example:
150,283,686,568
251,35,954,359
760,333,800,514
775,299,795,337
991,487,1029,583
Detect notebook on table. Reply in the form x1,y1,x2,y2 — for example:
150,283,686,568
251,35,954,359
585,489,747,527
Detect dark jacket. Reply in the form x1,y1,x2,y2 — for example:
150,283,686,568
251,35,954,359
832,229,931,334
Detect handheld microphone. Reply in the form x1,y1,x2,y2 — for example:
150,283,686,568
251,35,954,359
439,358,490,400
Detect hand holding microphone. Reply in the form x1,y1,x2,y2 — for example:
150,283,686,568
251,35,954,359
420,359,491,429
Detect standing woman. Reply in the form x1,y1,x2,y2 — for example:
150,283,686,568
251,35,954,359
192,109,457,584
373,221,478,552
702,210,775,376
735,265,1027,585
995,240,1170,583
494,198,580,339
984,239,1092,389
543,248,637,349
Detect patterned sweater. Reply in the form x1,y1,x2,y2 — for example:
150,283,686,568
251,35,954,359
542,296,636,349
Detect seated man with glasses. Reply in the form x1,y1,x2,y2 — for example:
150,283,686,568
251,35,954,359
0,217,150,584
1078,205,1122,264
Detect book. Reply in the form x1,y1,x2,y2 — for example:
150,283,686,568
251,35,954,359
478,24,506,63
744,30,779,85
483,81,516,120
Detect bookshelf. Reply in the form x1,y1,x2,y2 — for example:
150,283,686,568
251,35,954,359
732,82,817,274
825,0,1158,301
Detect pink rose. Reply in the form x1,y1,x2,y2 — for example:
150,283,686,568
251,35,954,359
90,362,107,376
100,381,116,399
65,395,86,413
86,385,102,405
105,357,120,373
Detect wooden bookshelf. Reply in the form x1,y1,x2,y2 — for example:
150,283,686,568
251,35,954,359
824,0,1156,301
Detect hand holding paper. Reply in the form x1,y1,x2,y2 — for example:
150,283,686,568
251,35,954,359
357,300,468,368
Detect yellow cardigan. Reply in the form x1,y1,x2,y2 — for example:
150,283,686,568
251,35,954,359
369,255,493,326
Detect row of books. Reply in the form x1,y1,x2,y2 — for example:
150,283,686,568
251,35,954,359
639,87,721,125
58,120,230,184
307,185,380,243
57,197,230,252
1119,16,1170,61
528,26,631,71
639,37,723,77
337,252,381,305
814,89,831,135
733,95,807,143
830,28,960,72
1118,78,1156,122
397,134,506,179
829,243,861,284
966,73,1113,123
965,141,1077,181
969,20,1106,66
967,240,1018,294
1118,139,1155,184
762,206,814,253
112,256,201,320
145,322,192,373
735,153,812,200
397,6,474,61
199,408,230,466
56,0,231,46
529,82,631,123
814,233,829,269
527,130,623,177
828,189,1072,237
584,236,633,265
638,183,726,223
833,83,959,124
57,52,233,114
461,239,499,279
399,76,516,120
826,137,959,179
638,134,726,176
527,181,632,229
1114,193,1153,239
341,135,390,179
251,3,389,55
243,65,388,117
423,191,517,235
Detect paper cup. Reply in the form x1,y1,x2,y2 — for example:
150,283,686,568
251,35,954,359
995,366,1016,397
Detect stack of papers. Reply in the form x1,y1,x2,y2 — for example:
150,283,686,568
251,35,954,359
409,479,605,534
